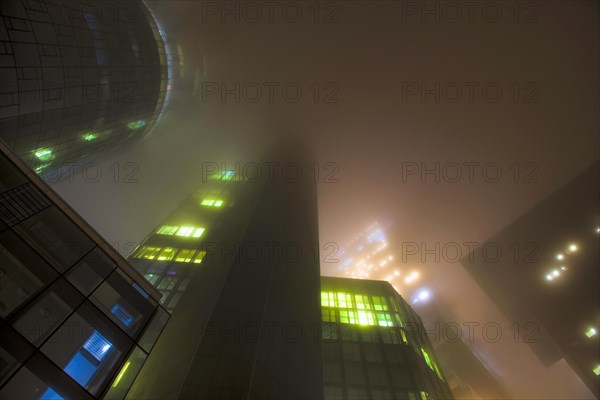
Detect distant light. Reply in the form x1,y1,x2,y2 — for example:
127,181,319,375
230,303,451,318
394,270,400,276
568,244,577,252
551,269,560,277
545,274,554,281
585,327,597,338
413,288,431,304
560,266,566,271
556,254,564,261
596,227,600,234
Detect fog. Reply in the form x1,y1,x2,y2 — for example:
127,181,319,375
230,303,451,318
52,1,599,398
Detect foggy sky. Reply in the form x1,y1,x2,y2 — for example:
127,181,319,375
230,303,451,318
53,1,599,398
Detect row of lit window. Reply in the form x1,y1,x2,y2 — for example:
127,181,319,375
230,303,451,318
421,348,444,382
321,291,390,311
133,246,206,264
32,120,147,166
322,308,399,328
200,198,224,207
156,225,205,238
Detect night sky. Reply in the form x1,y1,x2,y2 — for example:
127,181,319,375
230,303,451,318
52,1,598,398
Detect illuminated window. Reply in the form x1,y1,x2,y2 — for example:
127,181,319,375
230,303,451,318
421,348,434,371
136,246,161,260
155,225,205,238
81,132,98,141
376,312,393,327
175,249,195,263
157,247,176,261
355,294,372,310
157,225,178,235
594,364,600,376
34,148,54,162
201,198,225,207
399,328,408,344
585,327,597,338
193,251,206,264
373,296,388,311
211,170,236,181
321,292,329,307
322,309,336,322
337,292,353,308
35,163,50,174
127,120,146,129
339,310,357,324
357,310,376,326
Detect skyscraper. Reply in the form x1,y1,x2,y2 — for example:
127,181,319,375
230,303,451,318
461,161,600,398
0,0,170,177
126,142,324,399
0,140,169,399
320,276,453,400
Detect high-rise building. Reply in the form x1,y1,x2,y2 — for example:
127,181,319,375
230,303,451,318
461,161,600,398
414,300,511,399
0,0,170,177
126,143,324,399
0,140,169,399
320,276,453,400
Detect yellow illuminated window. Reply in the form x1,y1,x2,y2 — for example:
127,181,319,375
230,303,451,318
357,310,376,326
136,246,161,260
399,328,408,344
157,247,176,261
175,249,195,263
193,251,206,264
176,227,195,237
157,225,178,235
322,309,336,322
321,292,329,307
355,294,372,310
214,200,224,207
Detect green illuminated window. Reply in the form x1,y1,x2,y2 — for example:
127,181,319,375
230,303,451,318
357,310,376,326
193,251,206,264
127,120,146,129
322,309,337,322
373,296,388,311
35,163,50,174
594,364,600,376
337,292,353,308
399,328,408,344
421,348,443,381
81,132,98,141
201,198,225,207
211,170,236,181
155,225,205,238
355,294,372,310
376,312,393,327
393,313,404,328
34,148,54,162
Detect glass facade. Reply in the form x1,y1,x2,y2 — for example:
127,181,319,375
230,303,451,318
0,142,169,399
321,277,453,400
0,0,170,178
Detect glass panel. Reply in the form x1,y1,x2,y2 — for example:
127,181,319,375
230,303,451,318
13,279,83,346
12,206,95,272
0,365,66,400
0,324,35,386
90,269,157,338
66,248,115,295
0,230,58,318
103,346,148,400
41,302,133,396
138,307,169,353
0,153,28,193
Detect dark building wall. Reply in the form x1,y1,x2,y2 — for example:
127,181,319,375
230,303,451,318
461,161,600,398
0,0,169,177
0,140,168,399
127,143,324,399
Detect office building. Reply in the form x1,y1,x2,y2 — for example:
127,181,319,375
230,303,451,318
0,0,170,177
126,143,324,399
0,140,169,399
320,276,453,400
461,161,600,398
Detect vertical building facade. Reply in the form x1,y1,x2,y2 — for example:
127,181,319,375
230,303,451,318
320,276,453,400
0,140,169,399
461,161,600,398
126,143,324,399
0,0,170,177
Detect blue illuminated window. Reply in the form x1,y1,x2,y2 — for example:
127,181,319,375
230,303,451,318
111,304,133,327
83,331,113,362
